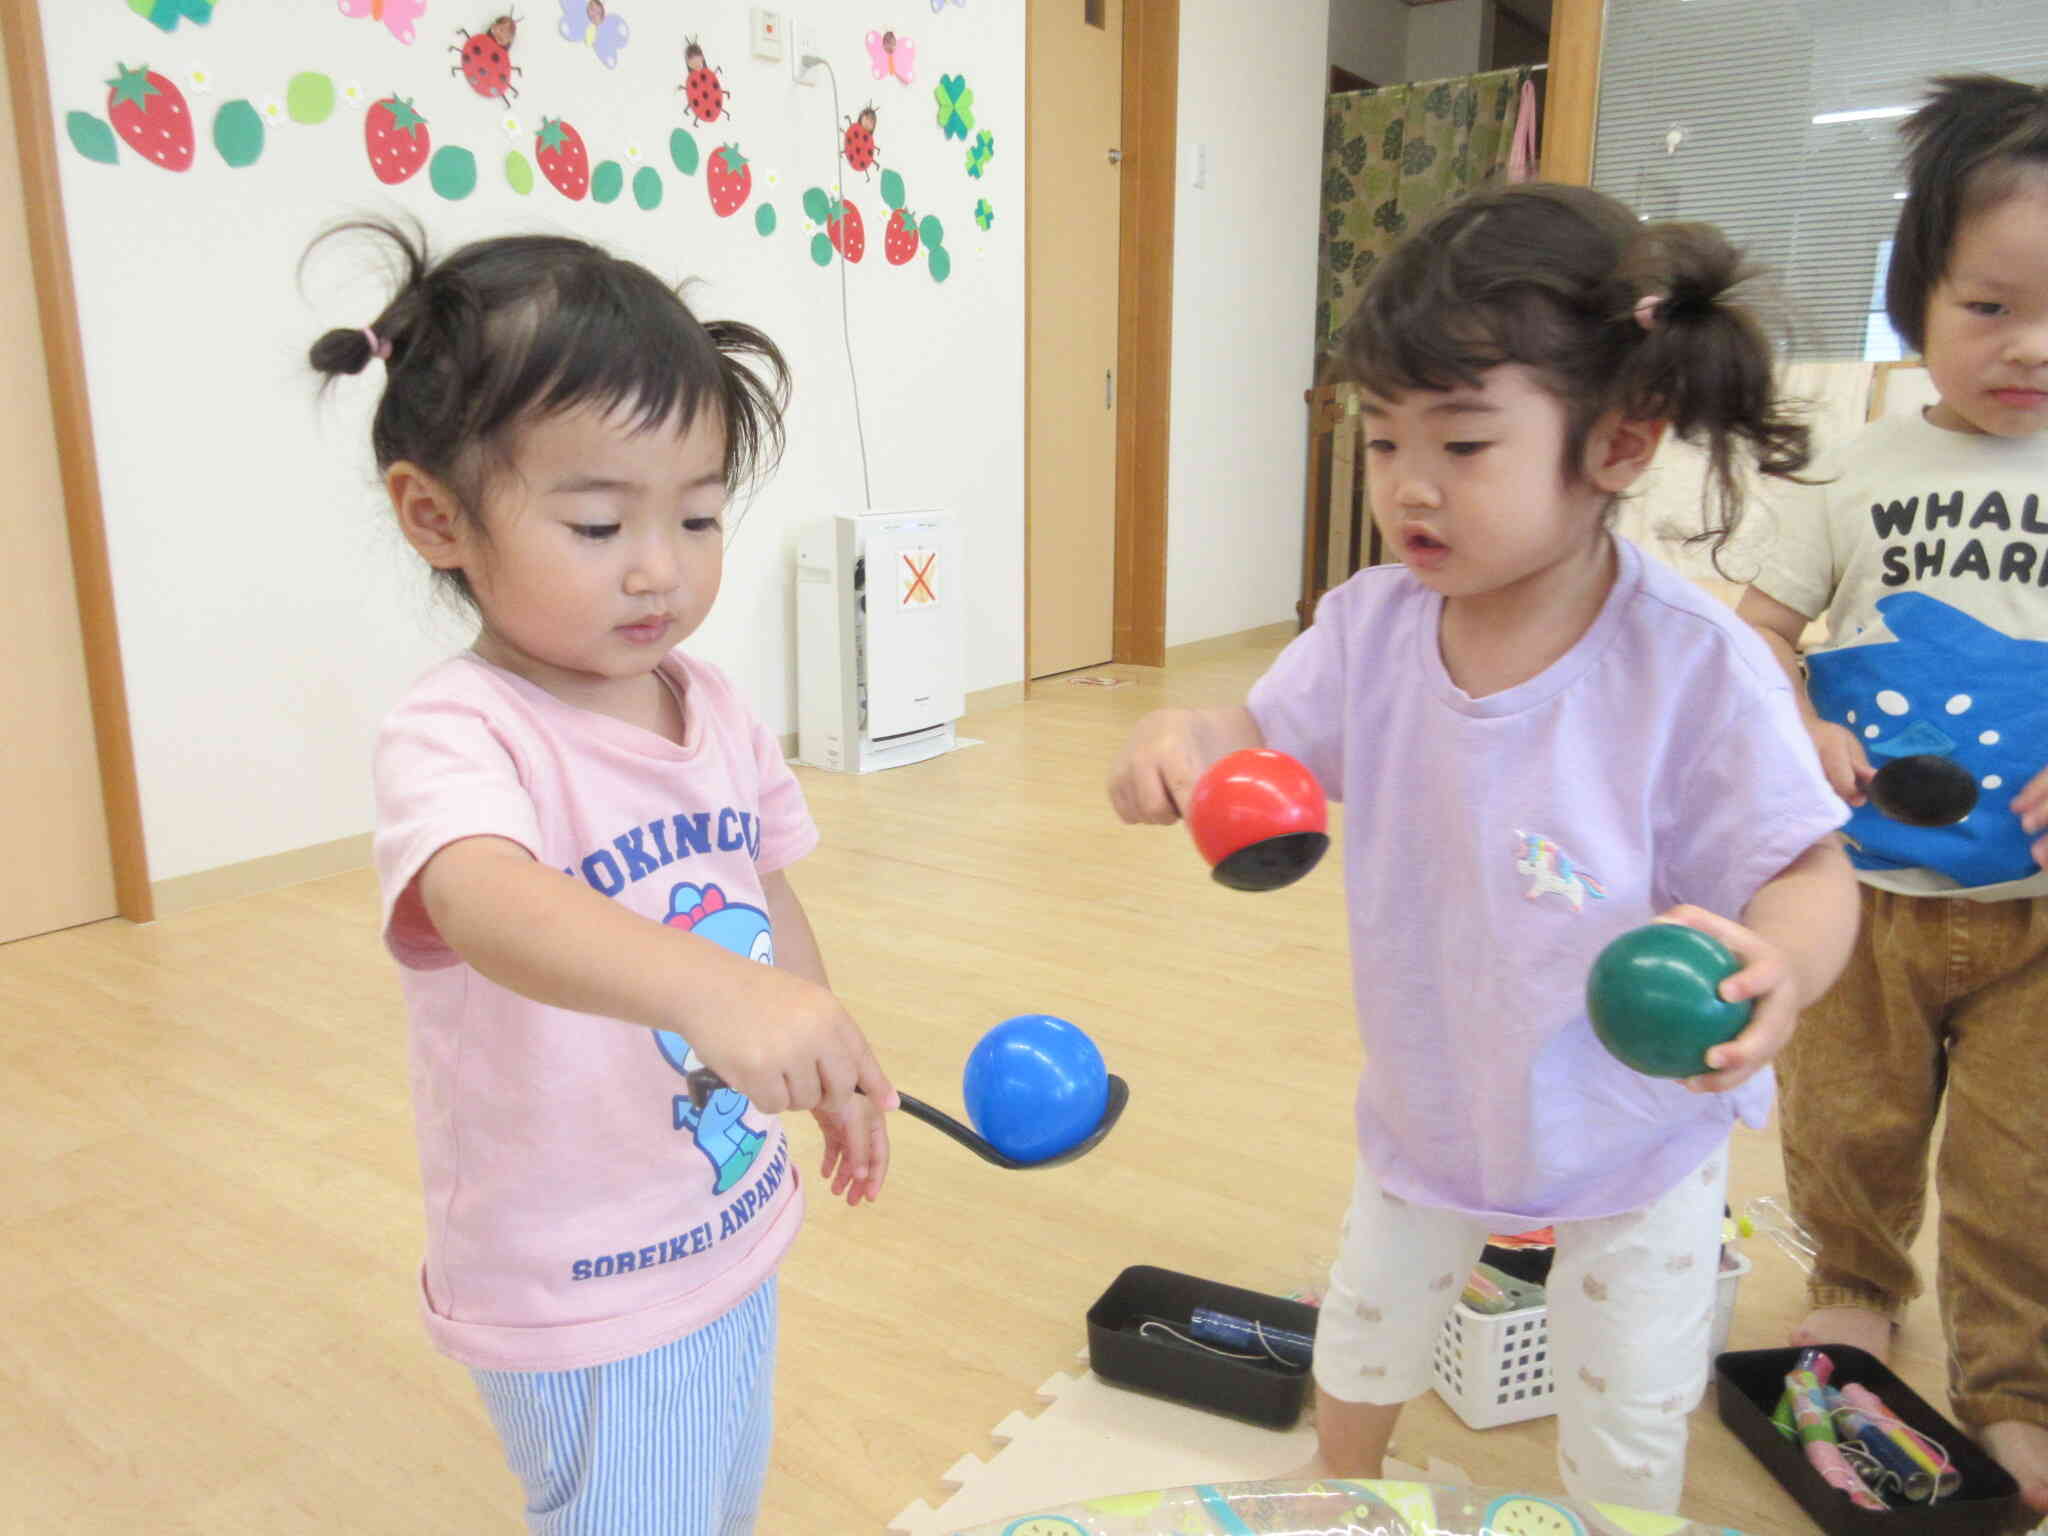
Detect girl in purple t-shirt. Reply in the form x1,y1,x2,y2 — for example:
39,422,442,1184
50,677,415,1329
1109,184,1858,1512
310,223,899,1533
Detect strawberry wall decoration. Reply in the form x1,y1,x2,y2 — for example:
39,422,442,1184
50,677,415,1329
878,168,950,283
533,115,589,198
704,142,750,217
56,8,962,270
365,93,430,183
106,62,194,170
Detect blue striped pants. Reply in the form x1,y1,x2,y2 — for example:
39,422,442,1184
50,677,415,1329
471,1279,778,1534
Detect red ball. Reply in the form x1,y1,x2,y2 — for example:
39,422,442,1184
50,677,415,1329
1187,749,1329,890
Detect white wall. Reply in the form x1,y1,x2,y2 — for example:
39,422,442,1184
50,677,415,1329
1164,0,1330,648
1405,0,1491,80
42,0,1337,881
1328,0,1410,86
39,1,1023,883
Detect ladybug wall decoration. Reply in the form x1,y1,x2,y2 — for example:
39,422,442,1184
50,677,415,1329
681,36,730,126
842,104,879,178
452,15,522,105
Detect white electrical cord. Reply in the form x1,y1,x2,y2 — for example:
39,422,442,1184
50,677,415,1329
800,52,875,512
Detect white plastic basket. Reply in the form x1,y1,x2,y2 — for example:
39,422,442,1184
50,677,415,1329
1433,1298,1556,1429
1431,1249,1751,1430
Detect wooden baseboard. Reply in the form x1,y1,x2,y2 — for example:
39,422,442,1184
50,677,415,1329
150,832,374,919
1162,621,1296,663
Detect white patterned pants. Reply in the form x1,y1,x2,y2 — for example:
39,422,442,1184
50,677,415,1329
1312,1148,1729,1513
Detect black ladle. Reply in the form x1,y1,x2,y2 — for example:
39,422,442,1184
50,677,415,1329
896,1074,1131,1169
694,1070,1132,1171
1868,754,1978,828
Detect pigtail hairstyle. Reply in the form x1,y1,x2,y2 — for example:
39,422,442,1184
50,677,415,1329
306,218,791,607
1613,219,1813,557
1886,74,2048,355
1339,182,1812,567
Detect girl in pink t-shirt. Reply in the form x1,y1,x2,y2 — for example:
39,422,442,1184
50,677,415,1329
1109,184,1859,1512
310,222,897,1534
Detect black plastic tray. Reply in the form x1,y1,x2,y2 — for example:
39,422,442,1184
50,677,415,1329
1716,1345,2024,1534
1086,1264,1318,1429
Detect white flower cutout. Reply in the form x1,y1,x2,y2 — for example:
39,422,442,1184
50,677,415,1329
259,98,286,125
340,81,367,110
500,113,524,140
764,167,782,188
186,66,213,95
624,141,644,162
802,218,819,237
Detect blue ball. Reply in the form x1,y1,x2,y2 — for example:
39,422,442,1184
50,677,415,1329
961,1014,1110,1163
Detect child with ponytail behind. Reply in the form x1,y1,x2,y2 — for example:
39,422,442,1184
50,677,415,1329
1108,183,1858,1509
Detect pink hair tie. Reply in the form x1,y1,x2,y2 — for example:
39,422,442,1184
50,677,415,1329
1633,294,1666,332
362,326,393,362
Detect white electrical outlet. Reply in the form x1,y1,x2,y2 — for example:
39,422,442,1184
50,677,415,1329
750,8,785,62
791,22,824,84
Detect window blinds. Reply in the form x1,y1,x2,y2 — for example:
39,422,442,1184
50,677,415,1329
1592,0,2048,362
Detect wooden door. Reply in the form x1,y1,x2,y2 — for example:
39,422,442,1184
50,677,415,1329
1026,0,1123,679
0,23,116,944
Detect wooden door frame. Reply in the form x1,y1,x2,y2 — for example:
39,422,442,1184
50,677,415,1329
1024,0,1177,681
0,4,153,922
1541,0,1605,185
1110,0,1175,668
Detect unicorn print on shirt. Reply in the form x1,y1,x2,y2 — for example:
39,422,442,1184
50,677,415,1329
1515,830,1608,913
652,882,772,1193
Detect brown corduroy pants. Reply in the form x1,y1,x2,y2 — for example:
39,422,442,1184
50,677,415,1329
1778,884,2048,1432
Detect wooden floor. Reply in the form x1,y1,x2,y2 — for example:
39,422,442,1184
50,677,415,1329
1,622,1954,1533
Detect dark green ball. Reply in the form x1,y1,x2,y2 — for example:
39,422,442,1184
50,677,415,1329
1586,923,1752,1078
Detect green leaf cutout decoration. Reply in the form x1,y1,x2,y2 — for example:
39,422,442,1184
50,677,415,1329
919,214,944,249
592,160,624,204
670,129,699,175
212,100,263,167
811,232,833,267
755,203,776,236
928,245,951,284
802,186,831,224
633,166,663,209
430,146,478,201
879,169,905,211
285,73,335,126
67,112,119,165
506,151,535,195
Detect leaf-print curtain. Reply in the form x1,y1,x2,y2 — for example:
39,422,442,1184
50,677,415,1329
1316,67,1531,354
